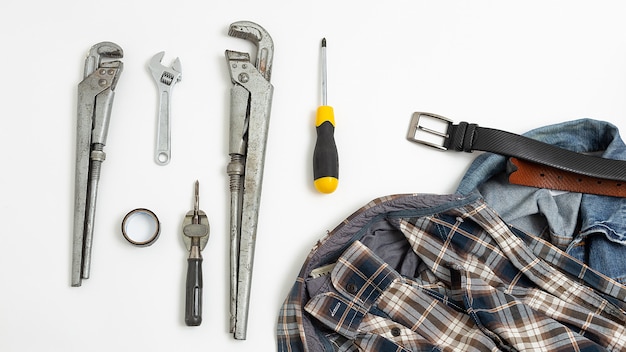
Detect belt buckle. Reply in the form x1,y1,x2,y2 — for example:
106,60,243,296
406,112,452,150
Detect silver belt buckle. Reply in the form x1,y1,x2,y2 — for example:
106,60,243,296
406,112,452,150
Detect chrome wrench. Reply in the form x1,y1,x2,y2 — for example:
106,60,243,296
148,52,182,165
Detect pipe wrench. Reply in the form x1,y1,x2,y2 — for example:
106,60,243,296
72,42,123,287
225,21,274,340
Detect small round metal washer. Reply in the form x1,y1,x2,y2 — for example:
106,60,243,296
121,208,161,247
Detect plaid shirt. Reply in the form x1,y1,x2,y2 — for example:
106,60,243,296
277,193,626,351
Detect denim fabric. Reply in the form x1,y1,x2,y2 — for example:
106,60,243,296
456,118,626,283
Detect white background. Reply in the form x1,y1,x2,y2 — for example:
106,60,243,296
3,1,626,351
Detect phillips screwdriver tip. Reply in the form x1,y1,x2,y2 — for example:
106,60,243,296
194,180,200,212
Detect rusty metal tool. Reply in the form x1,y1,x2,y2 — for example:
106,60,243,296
225,20,274,340
72,42,123,287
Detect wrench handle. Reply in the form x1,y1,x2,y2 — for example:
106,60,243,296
155,90,171,165
185,257,203,326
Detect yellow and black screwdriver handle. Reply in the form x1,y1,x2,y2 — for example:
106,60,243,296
313,105,339,193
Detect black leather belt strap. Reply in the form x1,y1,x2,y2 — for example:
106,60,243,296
407,112,626,183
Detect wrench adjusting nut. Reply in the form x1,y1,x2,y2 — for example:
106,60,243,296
121,208,161,247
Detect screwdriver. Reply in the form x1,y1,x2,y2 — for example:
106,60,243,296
182,181,210,326
313,38,339,194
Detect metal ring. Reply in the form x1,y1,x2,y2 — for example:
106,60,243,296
121,208,161,247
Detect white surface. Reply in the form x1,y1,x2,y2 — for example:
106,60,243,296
3,1,626,351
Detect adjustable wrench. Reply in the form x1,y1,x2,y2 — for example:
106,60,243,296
149,52,182,165
72,42,123,287
226,21,274,340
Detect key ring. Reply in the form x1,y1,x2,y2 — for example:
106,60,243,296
121,208,161,247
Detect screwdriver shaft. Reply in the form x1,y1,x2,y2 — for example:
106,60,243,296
321,38,327,106
193,180,200,224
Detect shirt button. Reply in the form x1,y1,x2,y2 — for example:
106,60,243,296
346,283,358,294
391,327,401,337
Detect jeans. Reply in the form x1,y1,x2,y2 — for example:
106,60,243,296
456,118,626,283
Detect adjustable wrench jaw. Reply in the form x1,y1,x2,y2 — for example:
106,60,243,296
84,42,123,78
148,51,182,89
72,42,123,287
228,21,273,81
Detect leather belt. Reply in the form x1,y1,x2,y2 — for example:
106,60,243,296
508,158,626,197
407,112,626,197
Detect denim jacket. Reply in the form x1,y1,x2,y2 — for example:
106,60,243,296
457,118,626,283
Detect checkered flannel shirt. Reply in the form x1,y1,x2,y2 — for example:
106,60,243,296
277,193,626,351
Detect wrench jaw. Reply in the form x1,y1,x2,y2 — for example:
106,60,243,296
148,51,183,86
149,51,166,68
84,42,123,78
228,21,274,81
89,41,123,58
228,21,264,44
171,57,182,78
